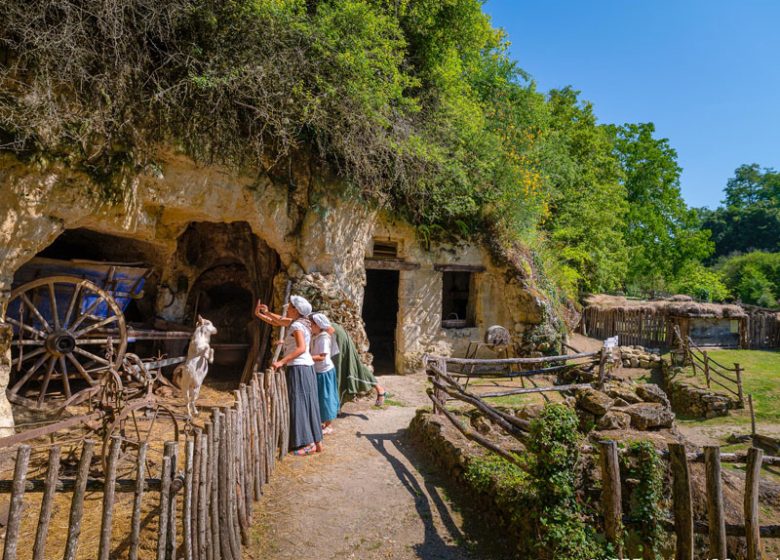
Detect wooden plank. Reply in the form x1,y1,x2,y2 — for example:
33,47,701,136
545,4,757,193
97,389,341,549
745,447,764,560
599,441,622,557
32,445,61,560
475,382,593,399
441,350,599,366
98,437,121,560
129,443,148,560
63,440,95,560
669,443,694,560
157,455,172,560
433,263,485,272
704,446,727,560
3,444,31,560
364,257,420,271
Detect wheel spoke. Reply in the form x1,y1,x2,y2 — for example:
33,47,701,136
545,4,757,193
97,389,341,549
68,295,104,332
73,347,110,366
20,293,52,333
11,353,50,393
37,358,56,406
66,353,96,386
10,339,46,346
62,283,83,329
48,282,60,330
5,316,46,339
72,315,118,338
60,355,71,399
12,347,46,369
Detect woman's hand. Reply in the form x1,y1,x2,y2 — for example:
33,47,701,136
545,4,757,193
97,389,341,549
272,360,284,370
255,300,269,315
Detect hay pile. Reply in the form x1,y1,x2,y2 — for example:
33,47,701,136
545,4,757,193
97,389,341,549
291,272,374,369
584,294,747,319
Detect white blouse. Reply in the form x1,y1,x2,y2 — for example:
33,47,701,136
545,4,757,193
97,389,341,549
283,320,314,367
311,332,335,373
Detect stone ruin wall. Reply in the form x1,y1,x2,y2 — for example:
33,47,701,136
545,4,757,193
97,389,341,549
0,148,560,430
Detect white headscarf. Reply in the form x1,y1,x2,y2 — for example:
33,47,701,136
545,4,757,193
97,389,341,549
310,313,331,330
289,295,312,317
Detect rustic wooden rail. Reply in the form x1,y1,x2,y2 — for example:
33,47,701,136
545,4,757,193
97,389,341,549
425,352,778,558
686,336,745,406
0,368,290,560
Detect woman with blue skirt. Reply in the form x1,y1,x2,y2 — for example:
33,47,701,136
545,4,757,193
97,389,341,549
310,313,340,434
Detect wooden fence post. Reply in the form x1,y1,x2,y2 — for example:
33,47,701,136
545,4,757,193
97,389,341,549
64,440,95,560
703,350,711,388
749,394,757,437
129,443,148,560
599,441,622,557
157,455,172,560
184,439,195,560
669,443,694,560
745,447,764,560
32,445,60,560
735,363,745,407
704,446,727,560
98,436,121,560
597,347,607,388
192,431,202,560
164,441,178,560
432,358,448,415
3,444,31,560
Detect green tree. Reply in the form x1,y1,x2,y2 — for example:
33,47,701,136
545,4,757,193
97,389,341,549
539,88,627,295
716,251,780,307
608,123,712,294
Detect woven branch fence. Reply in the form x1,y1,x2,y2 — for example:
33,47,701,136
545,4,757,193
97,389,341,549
0,369,289,560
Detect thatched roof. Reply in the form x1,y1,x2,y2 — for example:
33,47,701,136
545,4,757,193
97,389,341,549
584,294,747,319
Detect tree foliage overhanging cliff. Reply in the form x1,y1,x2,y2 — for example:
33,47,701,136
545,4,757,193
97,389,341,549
0,0,708,299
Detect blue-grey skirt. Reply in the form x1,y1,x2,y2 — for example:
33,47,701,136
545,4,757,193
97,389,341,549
316,368,340,422
285,364,323,449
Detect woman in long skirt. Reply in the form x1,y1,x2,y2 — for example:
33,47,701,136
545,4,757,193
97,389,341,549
255,295,323,455
310,313,340,433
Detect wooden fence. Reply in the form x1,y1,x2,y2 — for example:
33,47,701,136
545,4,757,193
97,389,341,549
747,310,780,349
425,354,778,559
580,308,670,348
685,336,745,406
0,369,290,560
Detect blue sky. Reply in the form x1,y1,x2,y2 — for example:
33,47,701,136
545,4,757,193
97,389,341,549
483,0,780,209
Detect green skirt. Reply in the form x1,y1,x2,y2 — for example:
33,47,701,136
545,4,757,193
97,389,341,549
332,324,378,401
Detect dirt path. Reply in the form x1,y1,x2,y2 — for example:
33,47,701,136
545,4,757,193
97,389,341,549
245,373,503,560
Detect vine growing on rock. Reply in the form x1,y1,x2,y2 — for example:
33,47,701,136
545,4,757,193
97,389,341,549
526,404,605,560
621,440,665,559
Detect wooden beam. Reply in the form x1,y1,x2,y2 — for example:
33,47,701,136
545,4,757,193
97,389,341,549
433,264,486,272
364,257,420,271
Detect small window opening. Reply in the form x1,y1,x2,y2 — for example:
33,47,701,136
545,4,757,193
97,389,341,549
372,240,398,259
442,271,475,328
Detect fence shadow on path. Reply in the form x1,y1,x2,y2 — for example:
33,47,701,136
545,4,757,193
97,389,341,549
360,428,515,560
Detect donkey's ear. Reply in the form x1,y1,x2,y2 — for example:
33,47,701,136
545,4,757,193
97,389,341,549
196,314,204,325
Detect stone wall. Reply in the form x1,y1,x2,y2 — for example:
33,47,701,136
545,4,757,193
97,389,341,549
661,362,734,419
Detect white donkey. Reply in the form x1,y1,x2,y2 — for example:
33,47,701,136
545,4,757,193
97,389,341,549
174,315,217,417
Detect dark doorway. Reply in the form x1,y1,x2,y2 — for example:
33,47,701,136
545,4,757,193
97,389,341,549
362,269,399,374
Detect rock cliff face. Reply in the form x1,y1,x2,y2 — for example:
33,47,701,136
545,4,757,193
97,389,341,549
0,148,562,431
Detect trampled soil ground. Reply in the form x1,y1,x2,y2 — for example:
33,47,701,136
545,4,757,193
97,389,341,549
244,373,511,560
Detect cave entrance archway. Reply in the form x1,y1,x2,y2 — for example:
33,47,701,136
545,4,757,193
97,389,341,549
361,269,399,374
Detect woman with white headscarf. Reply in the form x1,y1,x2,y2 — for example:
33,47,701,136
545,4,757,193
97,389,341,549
255,295,323,455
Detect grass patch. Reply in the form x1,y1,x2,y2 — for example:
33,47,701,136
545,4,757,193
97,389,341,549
674,349,780,423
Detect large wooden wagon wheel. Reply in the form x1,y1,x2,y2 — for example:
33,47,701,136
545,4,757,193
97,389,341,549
5,276,127,410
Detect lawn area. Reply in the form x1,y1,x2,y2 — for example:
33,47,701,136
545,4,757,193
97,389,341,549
676,348,780,425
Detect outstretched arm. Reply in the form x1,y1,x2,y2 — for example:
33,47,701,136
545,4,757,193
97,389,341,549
254,301,292,327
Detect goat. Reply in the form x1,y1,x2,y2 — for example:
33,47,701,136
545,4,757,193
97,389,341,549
174,315,217,417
